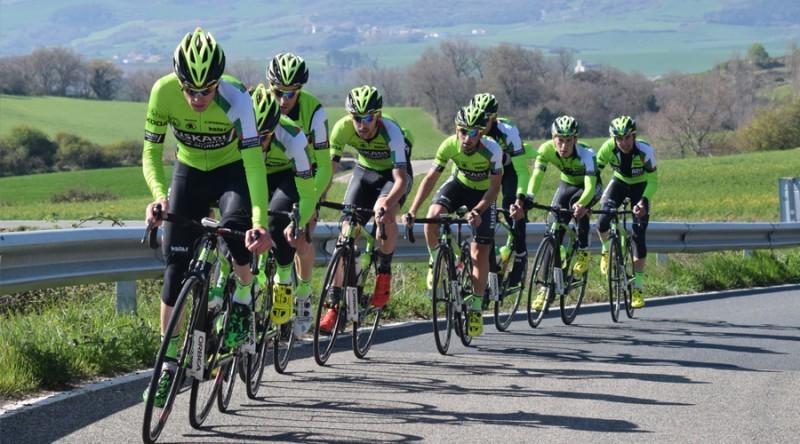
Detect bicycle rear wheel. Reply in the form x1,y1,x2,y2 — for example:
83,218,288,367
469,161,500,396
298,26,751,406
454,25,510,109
527,237,555,328
273,322,295,372
623,238,636,319
608,237,624,323
353,255,383,359
313,247,349,365
141,276,197,444
494,254,526,331
560,243,588,325
430,246,454,355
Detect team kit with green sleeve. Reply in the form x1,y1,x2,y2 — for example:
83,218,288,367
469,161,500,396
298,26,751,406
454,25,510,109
142,73,268,307
527,139,601,250
431,134,504,243
595,137,659,260
330,114,413,215
283,91,332,201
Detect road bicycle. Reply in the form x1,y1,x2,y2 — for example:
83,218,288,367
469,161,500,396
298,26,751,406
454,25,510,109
407,207,475,354
488,208,526,332
236,206,303,400
526,202,591,328
592,198,636,322
312,201,385,365
141,208,258,444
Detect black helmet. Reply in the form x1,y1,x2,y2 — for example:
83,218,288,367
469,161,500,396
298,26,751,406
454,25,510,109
266,53,309,87
455,105,489,129
173,28,225,88
251,84,281,134
345,85,383,114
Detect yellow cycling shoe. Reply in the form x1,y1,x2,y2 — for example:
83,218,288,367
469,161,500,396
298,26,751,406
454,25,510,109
271,283,294,325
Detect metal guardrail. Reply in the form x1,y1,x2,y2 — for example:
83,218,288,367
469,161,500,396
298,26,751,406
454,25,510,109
2,221,799,296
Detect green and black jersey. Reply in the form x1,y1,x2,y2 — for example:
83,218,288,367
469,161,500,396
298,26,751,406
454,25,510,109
284,91,331,201
596,138,659,200
263,116,316,225
329,115,409,172
527,139,598,207
433,135,504,191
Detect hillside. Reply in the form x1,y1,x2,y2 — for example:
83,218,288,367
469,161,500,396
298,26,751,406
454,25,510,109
1,0,798,76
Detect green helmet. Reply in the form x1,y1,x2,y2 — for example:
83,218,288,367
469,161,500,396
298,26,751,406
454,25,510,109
251,84,281,134
551,115,579,137
173,28,225,88
609,116,637,136
345,85,383,114
470,93,499,115
455,104,488,129
266,53,309,87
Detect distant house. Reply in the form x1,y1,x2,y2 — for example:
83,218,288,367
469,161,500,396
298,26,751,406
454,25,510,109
574,59,603,73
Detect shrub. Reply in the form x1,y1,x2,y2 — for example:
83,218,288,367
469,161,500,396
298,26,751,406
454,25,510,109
736,97,800,152
50,188,118,203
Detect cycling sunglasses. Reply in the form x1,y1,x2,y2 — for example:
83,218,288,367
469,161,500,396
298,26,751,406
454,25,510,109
457,126,481,137
271,87,300,99
352,114,376,124
182,83,217,97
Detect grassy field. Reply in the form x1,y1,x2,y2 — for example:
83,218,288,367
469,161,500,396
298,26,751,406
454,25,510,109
2,149,797,222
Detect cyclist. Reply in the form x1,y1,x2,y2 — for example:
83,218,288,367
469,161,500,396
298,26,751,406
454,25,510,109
404,104,503,337
251,84,316,326
319,85,413,332
523,115,601,311
595,116,659,308
141,28,271,405
266,52,330,337
470,93,532,287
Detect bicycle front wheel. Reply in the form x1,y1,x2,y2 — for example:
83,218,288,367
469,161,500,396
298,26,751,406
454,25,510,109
431,246,454,355
608,237,624,322
313,246,349,365
244,268,272,399
353,255,382,359
456,242,473,347
216,358,236,413
494,254,526,331
141,276,197,444
623,238,636,319
527,237,556,328
560,243,588,325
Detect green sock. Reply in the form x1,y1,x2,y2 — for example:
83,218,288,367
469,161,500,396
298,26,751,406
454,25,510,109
634,270,644,288
233,279,252,305
164,334,180,360
296,279,312,298
601,239,610,252
470,293,483,311
427,245,438,265
276,264,293,285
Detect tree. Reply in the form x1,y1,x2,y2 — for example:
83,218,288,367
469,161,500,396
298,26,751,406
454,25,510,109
227,59,264,90
1,125,58,174
0,56,31,95
87,59,123,100
555,47,575,80
737,97,800,152
120,69,166,102
746,42,769,68
352,66,407,106
647,72,735,157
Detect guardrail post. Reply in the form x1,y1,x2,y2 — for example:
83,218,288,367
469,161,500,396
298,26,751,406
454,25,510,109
116,281,137,314
779,178,799,222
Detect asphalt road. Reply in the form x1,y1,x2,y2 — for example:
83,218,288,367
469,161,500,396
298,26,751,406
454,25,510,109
2,285,799,443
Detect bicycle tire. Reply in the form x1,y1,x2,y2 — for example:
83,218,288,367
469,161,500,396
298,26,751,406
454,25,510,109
189,278,228,429
141,276,197,444
313,246,349,366
494,252,525,331
560,241,588,325
244,264,272,399
353,254,383,359
216,358,236,413
431,246,454,355
623,237,636,319
456,242,473,347
527,236,556,328
608,237,624,323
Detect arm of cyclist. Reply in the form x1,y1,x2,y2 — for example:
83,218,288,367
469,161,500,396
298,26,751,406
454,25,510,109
404,167,441,228
469,173,502,229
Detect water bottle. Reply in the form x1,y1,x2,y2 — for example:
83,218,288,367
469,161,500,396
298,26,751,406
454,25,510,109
498,245,512,275
488,272,499,301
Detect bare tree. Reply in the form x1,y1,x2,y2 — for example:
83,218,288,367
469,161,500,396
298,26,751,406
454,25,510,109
787,41,800,93
555,47,575,80
120,68,167,102
648,72,735,157
0,56,31,95
48,47,86,96
227,58,265,90
352,66,407,106
87,59,123,100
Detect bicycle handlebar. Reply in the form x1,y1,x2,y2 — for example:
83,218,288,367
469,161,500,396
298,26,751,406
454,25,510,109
404,212,470,244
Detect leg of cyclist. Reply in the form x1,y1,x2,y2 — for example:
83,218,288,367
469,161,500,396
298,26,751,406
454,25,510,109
569,179,601,274
467,204,496,337
267,169,300,325
629,183,650,308
423,176,463,290
371,168,411,308
501,170,527,288
293,211,316,337
596,178,627,276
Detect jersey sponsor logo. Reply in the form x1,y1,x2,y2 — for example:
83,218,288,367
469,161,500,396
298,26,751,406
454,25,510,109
630,167,644,176
314,142,329,150
144,131,164,143
149,108,168,121
562,167,587,176
241,136,260,149
458,169,490,182
357,148,390,160
146,117,167,127
173,128,235,150
208,126,229,132
186,122,198,130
